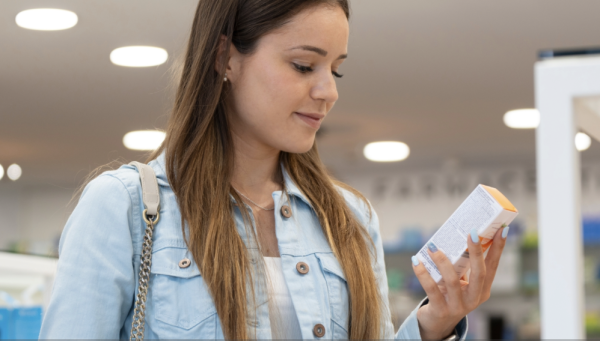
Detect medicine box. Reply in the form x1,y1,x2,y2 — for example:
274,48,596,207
416,185,518,283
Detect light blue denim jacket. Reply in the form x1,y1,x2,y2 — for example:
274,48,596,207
39,152,467,339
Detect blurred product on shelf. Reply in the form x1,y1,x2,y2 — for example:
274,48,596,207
521,230,538,249
464,310,485,339
0,253,56,338
586,311,600,337
489,241,519,293
517,308,541,339
406,274,425,295
0,308,8,338
3,238,59,258
386,268,404,291
488,315,505,339
0,306,43,339
383,227,428,253
521,270,540,295
583,217,600,245
388,292,421,331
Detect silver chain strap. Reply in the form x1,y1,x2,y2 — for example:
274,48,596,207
130,209,160,341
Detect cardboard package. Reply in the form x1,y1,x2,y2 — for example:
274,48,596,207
416,185,518,283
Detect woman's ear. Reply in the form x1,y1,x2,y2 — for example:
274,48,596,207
215,34,241,83
214,34,229,74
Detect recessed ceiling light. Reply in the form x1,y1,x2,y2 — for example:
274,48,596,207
503,109,540,129
364,141,410,162
7,164,22,181
110,46,168,67
16,9,78,31
576,132,592,152
123,130,166,150
0,165,4,180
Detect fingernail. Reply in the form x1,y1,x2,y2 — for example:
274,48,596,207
502,226,510,239
411,255,419,266
470,228,479,243
427,242,438,253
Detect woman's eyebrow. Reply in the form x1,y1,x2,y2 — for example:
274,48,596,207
287,45,348,60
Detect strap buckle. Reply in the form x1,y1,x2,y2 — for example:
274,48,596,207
142,209,160,225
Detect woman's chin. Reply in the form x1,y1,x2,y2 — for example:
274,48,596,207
279,138,315,154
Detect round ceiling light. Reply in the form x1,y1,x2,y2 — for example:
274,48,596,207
364,141,410,162
7,164,22,181
110,46,168,67
123,130,166,151
0,165,4,180
16,9,78,31
576,132,592,152
503,109,540,129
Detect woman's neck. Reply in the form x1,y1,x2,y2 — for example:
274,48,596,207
230,145,284,206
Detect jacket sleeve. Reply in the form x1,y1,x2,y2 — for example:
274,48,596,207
39,174,137,338
365,202,468,340
395,296,468,340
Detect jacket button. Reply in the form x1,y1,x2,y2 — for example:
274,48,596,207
280,205,292,218
179,258,191,268
296,262,309,274
313,324,325,337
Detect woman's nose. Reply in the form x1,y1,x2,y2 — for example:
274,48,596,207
310,72,339,104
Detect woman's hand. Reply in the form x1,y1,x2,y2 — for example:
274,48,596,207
411,225,509,340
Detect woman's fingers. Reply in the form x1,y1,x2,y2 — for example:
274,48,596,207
480,226,509,301
411,225,509,317
465,228,486,305
411,255,445,306
438,280,469,296
425,244,463,307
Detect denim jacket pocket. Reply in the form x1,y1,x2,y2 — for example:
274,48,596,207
315,252,350,337
148,240,218,332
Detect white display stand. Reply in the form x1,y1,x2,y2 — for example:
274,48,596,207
0,251,58,310
535,55,600,338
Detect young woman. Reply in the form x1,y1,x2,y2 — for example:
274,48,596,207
40,0,508,339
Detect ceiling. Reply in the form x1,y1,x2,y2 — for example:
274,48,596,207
2,0,600,186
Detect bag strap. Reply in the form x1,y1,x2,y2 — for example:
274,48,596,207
128,161,160,341
129,161,161,216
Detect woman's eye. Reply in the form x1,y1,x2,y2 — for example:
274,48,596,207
293,63,313,73
332,71,343,78
293,63,343,78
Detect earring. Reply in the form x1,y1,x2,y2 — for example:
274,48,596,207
224,72,228,82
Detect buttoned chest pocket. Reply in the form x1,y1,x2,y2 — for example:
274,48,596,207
315,253,350,338
147,242,219,337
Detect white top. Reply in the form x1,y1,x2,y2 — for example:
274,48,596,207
263,257,303,339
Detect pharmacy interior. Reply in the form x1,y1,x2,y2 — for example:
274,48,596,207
2,0,600,339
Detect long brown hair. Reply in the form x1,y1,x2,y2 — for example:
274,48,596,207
148,0,385,339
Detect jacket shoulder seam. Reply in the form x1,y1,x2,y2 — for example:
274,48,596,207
100,171,143,254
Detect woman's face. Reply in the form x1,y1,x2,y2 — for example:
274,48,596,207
226,4,349,155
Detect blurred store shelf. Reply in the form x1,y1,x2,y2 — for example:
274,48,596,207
0,252,57,338
0,252,57,312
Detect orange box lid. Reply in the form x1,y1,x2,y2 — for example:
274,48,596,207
481,185,518,212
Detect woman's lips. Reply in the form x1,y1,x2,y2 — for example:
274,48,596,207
294,112,322,129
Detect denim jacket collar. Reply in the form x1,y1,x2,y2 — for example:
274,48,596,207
152,150,314,210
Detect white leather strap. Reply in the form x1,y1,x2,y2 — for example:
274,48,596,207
129,161,160,216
